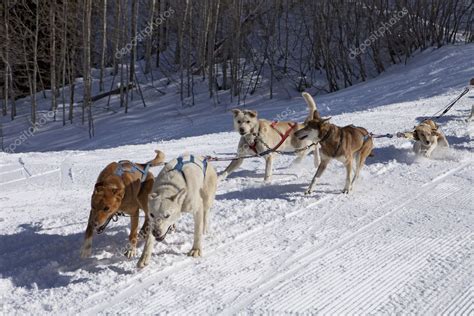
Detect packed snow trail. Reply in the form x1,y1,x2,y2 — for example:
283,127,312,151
1,45,473,314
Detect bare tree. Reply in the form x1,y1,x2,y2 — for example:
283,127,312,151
50,0,57,118
83,0,94,137
99,0,107,91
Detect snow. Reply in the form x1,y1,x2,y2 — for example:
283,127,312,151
0,44,473,314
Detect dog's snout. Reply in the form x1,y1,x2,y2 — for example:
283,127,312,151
239,128,245,134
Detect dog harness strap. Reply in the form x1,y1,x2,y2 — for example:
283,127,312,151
115,160,149,183
268,122,298,152
172,155,208,180
248,142,258,154
270,121,284,138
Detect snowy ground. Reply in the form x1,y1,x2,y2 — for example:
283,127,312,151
0,45,473,314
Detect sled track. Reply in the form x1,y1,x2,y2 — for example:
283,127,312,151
78,162,471,314
222,163,471,315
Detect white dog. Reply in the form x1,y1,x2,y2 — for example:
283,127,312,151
219,92,320,182
413,119,449,158
137,155,217,268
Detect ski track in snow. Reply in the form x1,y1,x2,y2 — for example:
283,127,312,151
1,46,474,315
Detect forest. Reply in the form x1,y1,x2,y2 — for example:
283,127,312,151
1,0,472,132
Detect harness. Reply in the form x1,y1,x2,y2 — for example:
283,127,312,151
115,160,150,183
95,160,149,234
171,155,208,182
247,122,298,154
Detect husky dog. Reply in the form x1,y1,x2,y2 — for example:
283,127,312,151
412,119,449,157
295,100,373,194
137,155,217,268
219,92,320,182
80,150,166,259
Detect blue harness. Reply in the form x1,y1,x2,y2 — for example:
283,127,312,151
115,160,150,183
172,155,207,181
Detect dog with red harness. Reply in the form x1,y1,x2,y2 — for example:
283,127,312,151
219,92,320,182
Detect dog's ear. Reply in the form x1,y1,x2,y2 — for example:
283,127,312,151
313,111,322,120
231,109,242,117
171,188,186,203
244,110,258,118
321,117,331,123
413,130,419,141
93,182,105,195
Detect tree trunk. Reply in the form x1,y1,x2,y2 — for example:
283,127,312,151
99,0,107,91
3,0,9,117
83,0,94,136
32,1,40,124
50,0,57,118
129,0,139,96
145,0,156,74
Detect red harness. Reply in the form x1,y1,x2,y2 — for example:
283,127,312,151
248,122,298,154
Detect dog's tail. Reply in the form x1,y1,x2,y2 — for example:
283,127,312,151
143,150,166,167
302,92,321,122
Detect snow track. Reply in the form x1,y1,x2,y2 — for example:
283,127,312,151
77,162,472,315
1,45,473,313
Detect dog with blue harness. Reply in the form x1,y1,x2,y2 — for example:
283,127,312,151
80,150,166,259
138,154,217,268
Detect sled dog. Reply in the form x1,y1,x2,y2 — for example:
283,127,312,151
80,150,165,259
412,119,449,157
219,92,320,182
137,154,217,268
295,100,373,194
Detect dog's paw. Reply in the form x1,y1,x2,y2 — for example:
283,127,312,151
342,187,351,194
217,173,227,182
264,176,273,184
124,247,137,259
304,189,312,195
187,248,202,257
137,257,149,268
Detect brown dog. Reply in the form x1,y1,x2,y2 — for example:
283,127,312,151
295,110,373,194
80,150,165,259
413,119,449,157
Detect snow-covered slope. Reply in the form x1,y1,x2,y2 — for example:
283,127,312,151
0,45,473,314
1,45,473,153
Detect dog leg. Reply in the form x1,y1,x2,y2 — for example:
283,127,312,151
188,207,204,257
343,158,353,194
352,153,365,187
219,158,243,180
264,154,274,182
139,217,149,239
305,159,329,194
439,135,449,148
137,229,154,268
80,217,94,258
313,145,321,168
124,209,139,258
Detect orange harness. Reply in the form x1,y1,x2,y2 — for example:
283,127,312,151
248,122,298,154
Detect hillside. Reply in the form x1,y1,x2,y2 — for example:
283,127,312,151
0,45,473,314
